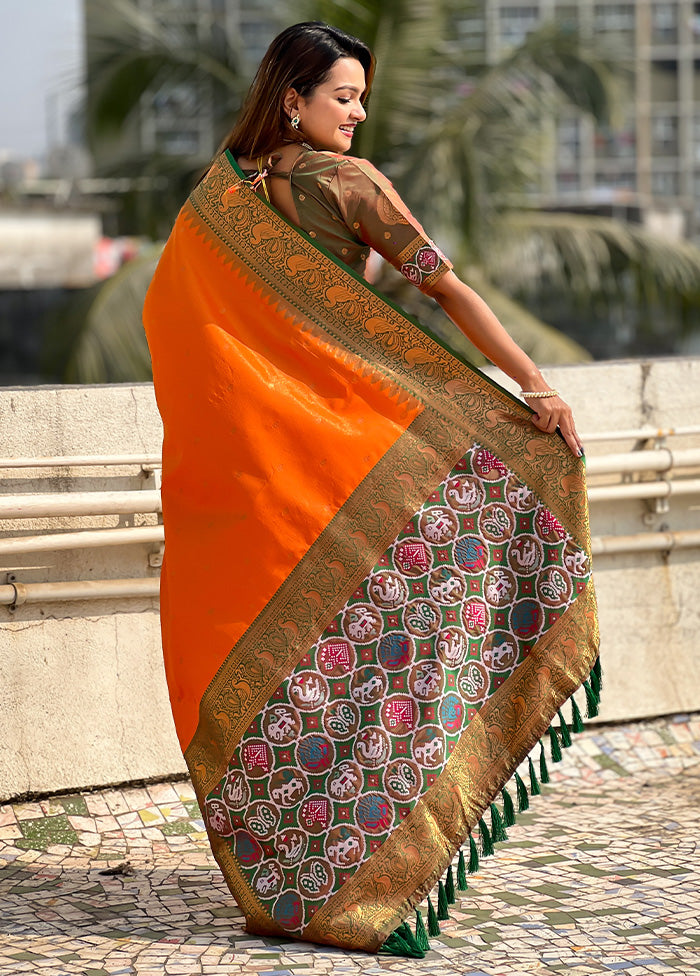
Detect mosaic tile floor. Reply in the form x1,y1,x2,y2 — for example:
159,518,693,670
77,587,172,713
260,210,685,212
1,715,699,976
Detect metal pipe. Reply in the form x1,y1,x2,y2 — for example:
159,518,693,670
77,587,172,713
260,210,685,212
581,425,700,443
585,447,700,476
0,525,163,556
587,478,700,503
0,454,161,469
0,578,160,606
0,491,161,519
591,529,700,556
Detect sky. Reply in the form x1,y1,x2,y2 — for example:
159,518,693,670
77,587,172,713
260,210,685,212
0,0,83,158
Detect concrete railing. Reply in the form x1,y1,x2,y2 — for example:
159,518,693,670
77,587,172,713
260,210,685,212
1,358,699,801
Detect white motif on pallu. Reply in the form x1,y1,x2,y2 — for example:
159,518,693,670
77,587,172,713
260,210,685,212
409,660,444,700
328,761,363,800
419,507,459,543
350,665,387,704
253,862,283,897
436,627,469,668
473,447,509,480
368,571,408,609
323,700,360,739
299,797,332,832
276,829,306,866
537,567,573,606
221,769,250,809
564,540,590,576
384,759,422,800
318,638,355,676
262,704,301,745
394,539,432,576
482,632,519,671
429,567,465,604
326,825,364,866
269,769,307,806
289,672,329,710
479,503,516,543
342,604,383,642
356,793,394,833
298,858,334,897
445,474,485,512
535,506,567,543
206,798,233,837
381,696,417,735
404,599,441,637
241,741,272,776
354,728,391,767
413,726,445,767
483,567,517,607
506,476,536,511
245,801,279,840
462,597,489,636
508,536,543,575
458,661,490,703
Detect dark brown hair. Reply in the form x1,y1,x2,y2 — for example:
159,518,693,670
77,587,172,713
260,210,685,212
217,22,375,161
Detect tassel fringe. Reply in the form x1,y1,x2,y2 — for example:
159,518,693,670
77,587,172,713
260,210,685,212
539,741,551,783
479,816,495,857
515,770,530,810
379,921,424,958
457,849,468,890
548,725,563,763
415,909,430,952
490,801,508,843
501,786,516,827
557,708,572,748
427,895,440,936
468,832,479,873
445,865,456,904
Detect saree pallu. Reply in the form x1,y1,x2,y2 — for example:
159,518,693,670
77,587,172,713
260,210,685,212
143,150,599,954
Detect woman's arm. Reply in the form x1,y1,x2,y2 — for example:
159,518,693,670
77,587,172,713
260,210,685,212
430,271,583,457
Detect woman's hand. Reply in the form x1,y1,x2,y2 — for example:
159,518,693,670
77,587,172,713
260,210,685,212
522,392,583,458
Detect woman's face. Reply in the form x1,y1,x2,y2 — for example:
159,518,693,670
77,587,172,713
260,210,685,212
293,57,367,153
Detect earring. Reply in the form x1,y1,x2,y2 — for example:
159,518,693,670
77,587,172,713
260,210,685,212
291,114,301,129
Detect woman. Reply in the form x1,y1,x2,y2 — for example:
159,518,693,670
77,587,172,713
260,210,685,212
144,22,599,957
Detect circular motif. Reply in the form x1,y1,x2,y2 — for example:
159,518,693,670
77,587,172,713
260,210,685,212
252,861,283,899
205,798,233,837
473,447,509,480
327,760,363,801
404,599,441,638
262,704,301,746
412,726,445,768
221,769,250,810
535,506,567,543
458,660,490,703
482,631,519,671
508,536,543,575
299,796,333,833
368,571,408,609
385,758,422,801
276,828,307,866
342,604,383,643
461,597,489,636
350,665,387,705
272,890,303,932
479,503,516,543
297,733,334,773
416,245,440,272
506,476,536,511
297,858,334,898
394,538,432,576
317,638,355,676
483,567,517,607
429,566,465,605
409,660,444,700
239,740,273,778
511,599,543,639
445,475,485,512
563,540,590,577
400,262,422,286
419,507,459,543
245,801,279,840
353,727,391,768
269,769,308,807
439,693,464,732
436,627,469,668
234,829,263,866
326,825,365,866
537,566,573,606
381,695,418,735
357,792,394,833
289,672,329,711
323,700,360,739
377,632,414,670
454,536,488,572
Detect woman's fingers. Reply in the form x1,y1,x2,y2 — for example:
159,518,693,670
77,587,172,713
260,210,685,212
525,396,583,457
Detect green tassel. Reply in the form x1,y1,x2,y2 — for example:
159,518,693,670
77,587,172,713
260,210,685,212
468,833,479,873
593,655,603,693
379,921,425,958
571,696,585,733
501,785,515,827
478,816,494,857
445,865,456,904
583,679,599,719
528,755,541,795
548,725,562,763
557,708,572,748
427,895,440,936
490,801,508,842
539,742,550,784
515,770,530,810
415,908,430,952
437,880,449,920
457,849,468,890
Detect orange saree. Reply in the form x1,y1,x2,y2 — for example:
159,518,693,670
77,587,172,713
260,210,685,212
143,149,599,956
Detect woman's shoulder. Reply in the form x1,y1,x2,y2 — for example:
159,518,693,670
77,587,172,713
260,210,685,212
295,148,382,182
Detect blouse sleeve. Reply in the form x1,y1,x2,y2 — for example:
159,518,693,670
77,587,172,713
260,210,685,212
329,157,453,295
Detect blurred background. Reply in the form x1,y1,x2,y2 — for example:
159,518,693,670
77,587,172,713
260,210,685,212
3,0,700,385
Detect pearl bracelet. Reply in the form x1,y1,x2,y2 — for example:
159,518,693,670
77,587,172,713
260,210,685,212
520,389,558,399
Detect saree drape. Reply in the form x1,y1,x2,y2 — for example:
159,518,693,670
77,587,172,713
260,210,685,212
143,149,599,954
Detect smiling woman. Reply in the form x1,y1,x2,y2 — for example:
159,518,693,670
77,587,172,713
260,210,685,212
143,20,599,959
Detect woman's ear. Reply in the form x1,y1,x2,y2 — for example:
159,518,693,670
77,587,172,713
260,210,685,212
282,87,300,121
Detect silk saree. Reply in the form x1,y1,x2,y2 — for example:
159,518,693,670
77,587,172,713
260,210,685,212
143,148,599,956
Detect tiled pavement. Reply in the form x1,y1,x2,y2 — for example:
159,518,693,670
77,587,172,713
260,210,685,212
1,715,699,976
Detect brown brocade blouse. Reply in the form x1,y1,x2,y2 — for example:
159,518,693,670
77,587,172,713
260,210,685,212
241,147,452,295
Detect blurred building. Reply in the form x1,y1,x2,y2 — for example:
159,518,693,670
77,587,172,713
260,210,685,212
458,0,700,237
